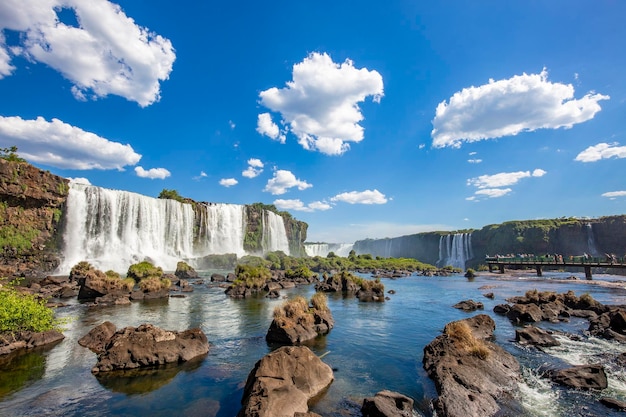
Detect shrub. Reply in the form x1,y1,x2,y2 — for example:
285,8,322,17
127,261,163,282
138,277,171,292
444,320,490,360
176,261,193,272
0,282,57,333
464,268,476,279
234,264,271,289
311,292,329,312
284,266,315,280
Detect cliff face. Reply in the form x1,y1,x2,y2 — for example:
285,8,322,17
244,203,308,256
0,159,69,276
354,216,626,268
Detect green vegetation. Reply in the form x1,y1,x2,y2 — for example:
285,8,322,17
233,264,271,289
0,281,58,334
444,320,490,360
127,261,163,282
284,266,315,280
0,146,26,163
56,181,69,196
158,189,186,203
0,224,39,255
138,276,171,292
464,268,476,279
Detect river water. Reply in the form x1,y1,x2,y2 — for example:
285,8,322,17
1,271,626,416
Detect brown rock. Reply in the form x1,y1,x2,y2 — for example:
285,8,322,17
549,365,607,390
453,300,484,312
515,326,560,347
78,321,117,354
362,390,414,417
0,330,65,355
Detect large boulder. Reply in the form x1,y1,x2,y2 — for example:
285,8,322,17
174,261,198,280
91,323,209,373
588,309,626,342
78,321,117,354
506,303,543,324
423,314,521,417
549,365,608,390
0,330,65,355
361,390,414,417
515,326,560,347
237,345,333,417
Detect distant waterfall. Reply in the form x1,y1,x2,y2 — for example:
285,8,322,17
262,210,290,254
59,183,289,273
437,233,473,269
304,242,354,257
586,223,599,256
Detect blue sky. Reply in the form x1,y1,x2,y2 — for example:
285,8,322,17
1,1,625,243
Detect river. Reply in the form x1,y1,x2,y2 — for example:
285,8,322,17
1,270,625,416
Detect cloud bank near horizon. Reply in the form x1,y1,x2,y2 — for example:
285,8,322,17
258,52,384,155
432,69,609,148
0,0,175,107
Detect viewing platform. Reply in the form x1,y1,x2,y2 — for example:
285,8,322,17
485,255,626,279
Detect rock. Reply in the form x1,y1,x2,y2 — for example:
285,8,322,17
175,261,198,280
237,345,333,417
92,293,131,307
361,390,414,417
549,365,607,390
78,321,117,354
453,300,484,312
210,273,226,282
266,290,280,299
280,282,296,289
506,303,543,323
0,330,65,356
483,292,494,299
226,272,237,282
357,287,385,302
266,295,334,345
515,326,560,347
493,304,510,315
600,397,626,411
92,324,209,373
264,282,282,292
423,314,521,417
130,290,145,301
589,309,626,342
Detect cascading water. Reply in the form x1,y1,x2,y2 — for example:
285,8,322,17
437,233,473,269
262,210,290,255
59,183,289,273
304,242,354,257
586,223,600,256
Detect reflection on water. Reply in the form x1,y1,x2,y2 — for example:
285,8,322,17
0,270,626,416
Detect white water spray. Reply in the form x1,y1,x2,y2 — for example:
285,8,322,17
437,233,473,269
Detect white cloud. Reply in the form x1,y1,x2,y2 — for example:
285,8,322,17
67,177,91,185
219,178,238,187
135,166,170,179
474,188,513,198
256,113,285,143
0,0,175,106
0,115,141,170
602,191,626,199
229,120,236,129
468,159,482,164
192,171,207,181
259,52,384,155
432,69,609,148
467,169,546,189
331,189,387,205
575,142,626,162
273,199,332,212
242,158,264,178
263,169,312,195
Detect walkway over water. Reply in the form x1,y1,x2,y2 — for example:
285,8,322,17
485,255,626,279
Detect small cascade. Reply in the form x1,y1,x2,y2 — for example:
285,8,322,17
437,233,473,269
303,242,354,257
586,223,600,256
262,210,290,255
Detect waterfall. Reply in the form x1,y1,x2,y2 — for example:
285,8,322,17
59,183,290,273
304,242,354,257
262,210,290,254
586,223,599,256
437,233,473,269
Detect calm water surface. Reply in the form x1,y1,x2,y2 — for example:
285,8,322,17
1,271,626,416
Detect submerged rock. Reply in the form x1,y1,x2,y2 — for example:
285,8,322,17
237,345,333,417
453,299,484,312
361,390,414,417
0,330,65,356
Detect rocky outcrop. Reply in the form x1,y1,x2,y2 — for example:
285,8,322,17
88,323,209,373
174,261,198,279
0,330,65,355
266,294,334,345
78,321,117,354
237,345,333,417
515,326,560,347
453,300,484,312
361,390,414,417
588,309,626,342
0,159,68,277
423,314,521,417
316,271,384,302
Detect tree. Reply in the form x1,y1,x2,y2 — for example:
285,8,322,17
158,189,185,203
0,146,26,163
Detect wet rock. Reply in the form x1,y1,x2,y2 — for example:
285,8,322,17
515,326,560,347
0,330,65,355
237,345,333,417
549,365,607,390
483,292,494,299
493,304,510,315
266,295,334,345
92,293,131,307
506,303,543,323
92,324,209,373
453,300,484,312
210,273,226,282
361,390,414,417
174,262,198,280
589,309,626,342
600,397,626,411
78,321,117,354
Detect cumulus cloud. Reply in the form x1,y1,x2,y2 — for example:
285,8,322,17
468,159,482,164
273,199,332,212
575,142,626,162
0,115,141,170
135,166,170,179
432,69,609,148
67,177,91,185
331,189,387,205
258,52,384,155
219,178,238,187
256,113,285,143
602,191,626,199
466,169,545,200
242,158,264,178
0,0,175,106
263,170,312,195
